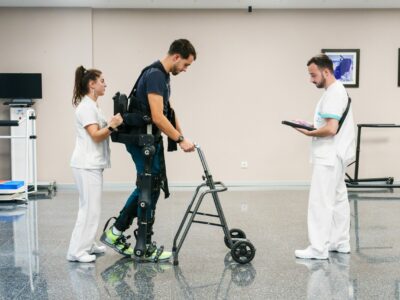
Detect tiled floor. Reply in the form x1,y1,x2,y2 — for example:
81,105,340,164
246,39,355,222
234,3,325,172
0,188,399,299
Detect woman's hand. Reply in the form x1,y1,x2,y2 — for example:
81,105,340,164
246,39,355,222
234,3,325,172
109,113,123,129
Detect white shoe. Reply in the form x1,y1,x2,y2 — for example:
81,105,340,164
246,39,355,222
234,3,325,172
90,245,107,254
67,254,96,263
328,244,350,254
295,247,328,260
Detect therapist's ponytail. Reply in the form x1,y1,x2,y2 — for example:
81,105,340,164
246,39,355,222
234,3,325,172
72,66,102,107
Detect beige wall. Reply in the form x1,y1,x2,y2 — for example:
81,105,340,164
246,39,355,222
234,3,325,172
0,8,93,181
1,8,400,185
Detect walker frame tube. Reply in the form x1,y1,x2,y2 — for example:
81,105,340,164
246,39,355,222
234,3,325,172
172,145,233,265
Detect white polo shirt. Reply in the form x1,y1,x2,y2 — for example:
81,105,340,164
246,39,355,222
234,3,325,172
70,96,111,169
311,80,355,166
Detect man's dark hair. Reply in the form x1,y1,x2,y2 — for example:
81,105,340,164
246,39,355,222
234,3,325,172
307,54,334,73
168,39,197,60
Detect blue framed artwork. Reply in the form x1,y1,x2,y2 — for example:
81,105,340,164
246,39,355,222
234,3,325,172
398,49,400,87
321,49,360,88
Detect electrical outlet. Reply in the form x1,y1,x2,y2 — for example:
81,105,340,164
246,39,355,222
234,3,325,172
241,161,248,169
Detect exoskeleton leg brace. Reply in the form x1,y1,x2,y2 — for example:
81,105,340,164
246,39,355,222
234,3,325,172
133,132,156,258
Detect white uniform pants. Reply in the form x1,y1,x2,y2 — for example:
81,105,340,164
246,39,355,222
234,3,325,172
308,157,350,255
67,168,103,260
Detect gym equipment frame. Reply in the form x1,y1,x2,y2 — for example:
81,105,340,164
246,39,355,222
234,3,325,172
0,108,37,201
172,145,256,265
346,123,400,188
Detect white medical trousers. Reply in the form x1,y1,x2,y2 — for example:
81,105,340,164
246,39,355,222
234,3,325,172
67,168,103,260
308,156,350,255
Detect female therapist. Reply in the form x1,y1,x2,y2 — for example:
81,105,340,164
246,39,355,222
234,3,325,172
67,66,123,263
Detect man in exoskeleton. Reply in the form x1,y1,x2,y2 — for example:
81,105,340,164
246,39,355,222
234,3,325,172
101,39,196,262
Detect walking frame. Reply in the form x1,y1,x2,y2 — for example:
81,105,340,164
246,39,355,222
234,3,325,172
172,144,256,265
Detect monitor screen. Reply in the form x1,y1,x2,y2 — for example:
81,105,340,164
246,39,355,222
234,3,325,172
0,73,42,99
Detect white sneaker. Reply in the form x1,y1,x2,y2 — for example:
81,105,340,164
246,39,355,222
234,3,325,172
67,254,96,263
328,244,350,254
295,247,328,260
78,254,96,263
90,245,107,254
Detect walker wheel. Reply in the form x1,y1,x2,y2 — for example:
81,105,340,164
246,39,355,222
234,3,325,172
224,228,246,249
231,240,255,264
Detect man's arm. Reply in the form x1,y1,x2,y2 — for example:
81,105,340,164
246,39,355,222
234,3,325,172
296,118,338,137
168,99,183,134
148,93,194,152
148,93,180,140
174,113,183,135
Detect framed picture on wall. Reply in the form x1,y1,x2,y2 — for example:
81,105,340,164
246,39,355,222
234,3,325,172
321,49,360,88
398,49,400,87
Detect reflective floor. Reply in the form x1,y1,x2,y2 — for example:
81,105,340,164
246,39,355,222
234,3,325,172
0,188,399,299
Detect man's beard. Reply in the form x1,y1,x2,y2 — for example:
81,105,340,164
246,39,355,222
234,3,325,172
315,77,326,88
171,65,180,76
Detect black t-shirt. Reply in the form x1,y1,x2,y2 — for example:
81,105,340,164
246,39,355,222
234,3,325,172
136,61,170,116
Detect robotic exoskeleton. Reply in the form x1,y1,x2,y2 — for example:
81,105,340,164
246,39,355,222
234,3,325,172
110,64,175,261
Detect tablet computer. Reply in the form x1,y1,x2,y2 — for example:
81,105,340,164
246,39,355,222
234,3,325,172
282,120,316,131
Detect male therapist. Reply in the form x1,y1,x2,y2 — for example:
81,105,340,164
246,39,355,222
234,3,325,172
294,54,355,260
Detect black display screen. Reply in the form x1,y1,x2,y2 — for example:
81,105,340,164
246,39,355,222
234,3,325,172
0,73,42,99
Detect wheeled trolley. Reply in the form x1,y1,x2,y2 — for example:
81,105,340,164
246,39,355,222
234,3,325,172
172,145,256,265
346,123,400,188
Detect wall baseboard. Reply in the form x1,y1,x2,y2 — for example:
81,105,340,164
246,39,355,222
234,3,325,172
57,181,311,192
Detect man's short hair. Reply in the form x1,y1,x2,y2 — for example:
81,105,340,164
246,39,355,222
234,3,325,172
307,54,334,73
168,39,197,60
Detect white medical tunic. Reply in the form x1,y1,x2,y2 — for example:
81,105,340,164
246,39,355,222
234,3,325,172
70,96,111,169
311,80,355,166
305,80,356,256
67,96,110,261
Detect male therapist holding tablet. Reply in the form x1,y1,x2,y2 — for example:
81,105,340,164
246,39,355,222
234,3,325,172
293,54,355,260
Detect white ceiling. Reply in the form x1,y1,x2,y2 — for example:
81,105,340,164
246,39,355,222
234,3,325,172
1,0,400,9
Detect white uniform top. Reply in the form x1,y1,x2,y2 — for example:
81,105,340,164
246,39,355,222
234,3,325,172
311,80,355,166
70,96,111,169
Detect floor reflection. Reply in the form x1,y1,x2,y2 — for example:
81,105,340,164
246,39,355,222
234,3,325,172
0,200,42,297
68,263,101,299
296,253,353,300
100,256,172,299
349,190,400,263
174,253,256,299
96,253,256,299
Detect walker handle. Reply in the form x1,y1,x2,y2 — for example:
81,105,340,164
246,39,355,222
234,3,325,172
193,143,211,174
